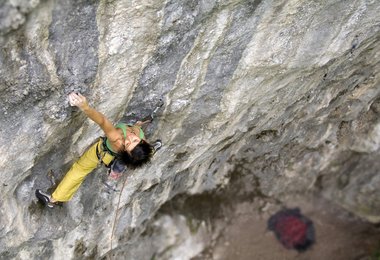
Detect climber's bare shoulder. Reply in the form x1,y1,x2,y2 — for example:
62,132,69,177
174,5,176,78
106,128,125,151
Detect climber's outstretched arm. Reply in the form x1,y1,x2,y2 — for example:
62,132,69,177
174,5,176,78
68,93,120,142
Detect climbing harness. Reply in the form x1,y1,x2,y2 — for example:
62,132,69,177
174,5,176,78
95,138,106,166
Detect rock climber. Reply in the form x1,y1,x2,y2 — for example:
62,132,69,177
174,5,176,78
36,92,161,208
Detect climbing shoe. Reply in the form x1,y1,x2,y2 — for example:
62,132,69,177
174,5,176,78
35,189,55,208
107,159,126,180
152,139,162,153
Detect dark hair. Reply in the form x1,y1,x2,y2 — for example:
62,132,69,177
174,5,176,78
118,140,154,169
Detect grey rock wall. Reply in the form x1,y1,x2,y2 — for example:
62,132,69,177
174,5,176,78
0,0,379,259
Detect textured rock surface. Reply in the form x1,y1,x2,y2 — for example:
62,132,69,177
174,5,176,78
0,0,379,259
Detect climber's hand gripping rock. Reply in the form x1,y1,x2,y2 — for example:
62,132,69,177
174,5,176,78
68,92,89,111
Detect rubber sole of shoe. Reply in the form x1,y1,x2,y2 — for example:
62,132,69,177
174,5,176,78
35,189,54,208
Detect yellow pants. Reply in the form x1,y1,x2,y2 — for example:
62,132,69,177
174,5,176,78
52,139,115,202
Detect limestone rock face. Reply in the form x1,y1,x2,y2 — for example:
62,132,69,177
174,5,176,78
0,0,379,259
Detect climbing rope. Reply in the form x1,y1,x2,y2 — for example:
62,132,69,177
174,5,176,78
109,176,128,258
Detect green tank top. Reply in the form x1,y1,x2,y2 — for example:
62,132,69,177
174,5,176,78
105,123,145,154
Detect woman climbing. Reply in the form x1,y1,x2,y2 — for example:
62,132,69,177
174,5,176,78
36,92,161,208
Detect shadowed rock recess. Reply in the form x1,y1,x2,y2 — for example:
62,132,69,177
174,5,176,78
0,0,379,259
